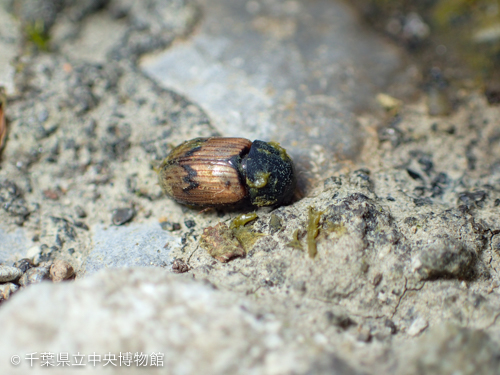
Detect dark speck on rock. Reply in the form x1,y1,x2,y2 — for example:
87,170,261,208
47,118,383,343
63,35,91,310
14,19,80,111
73,221,89,230
385,319,397,334
414,197,432,207
378,126,403,147
14,258,34,273
431,172,449,197
67,248,75,255
325,312,356,330
160,221,181,231
111,208,135,226
75,205,87,218
458,191,487,208
373,273,383,286
43,189,60,200
485,81,500,105
184,219,196,228
354,169,370,180
172,259,189,274
407,169,423,181
417,155,433,174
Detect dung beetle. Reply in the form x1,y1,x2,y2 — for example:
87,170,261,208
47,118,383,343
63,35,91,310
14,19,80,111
158,137,296,208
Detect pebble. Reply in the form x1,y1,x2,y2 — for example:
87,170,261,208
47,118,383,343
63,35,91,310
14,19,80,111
0,283,18,301
14,258,34,273
18,266,50,287
26,245,42,265
0,265,23,282
184,219,196,228
141,0,407,171
50,259,74,282
111,208,135,226
357,327,372,343
407,317,429,337
172,259,189,274
160,221,181,231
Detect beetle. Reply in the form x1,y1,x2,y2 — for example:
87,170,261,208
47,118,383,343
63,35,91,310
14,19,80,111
157,137,296,208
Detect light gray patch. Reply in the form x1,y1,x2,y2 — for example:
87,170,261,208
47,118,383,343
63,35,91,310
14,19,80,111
82,223,180,276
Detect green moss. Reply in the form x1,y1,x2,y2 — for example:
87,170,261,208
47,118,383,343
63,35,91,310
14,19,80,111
287,229,303,250
230,213,264,251
230,213,258,229
199,222,245,262
25,20,50,51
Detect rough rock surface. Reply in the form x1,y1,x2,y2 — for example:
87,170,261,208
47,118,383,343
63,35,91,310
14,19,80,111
82,223,179,276
141,0,415,176
1,1,500,374
0,1,19,94
0,268,360,375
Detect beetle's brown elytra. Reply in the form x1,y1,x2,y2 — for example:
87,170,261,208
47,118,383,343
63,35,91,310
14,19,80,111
158,137,296,208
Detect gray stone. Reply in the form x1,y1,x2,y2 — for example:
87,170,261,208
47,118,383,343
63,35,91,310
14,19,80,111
0,267,330,375
412,238,476,280
141,0,406,173
0,227,31,263
111,207,135,225
2,0,500,373
49,259,74,282
401,324,500,375
18,266,50,287
81,223,180,276
0,265,22,282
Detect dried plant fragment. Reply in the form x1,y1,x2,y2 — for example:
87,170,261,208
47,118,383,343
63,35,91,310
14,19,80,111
200,222,245,262
307,207,323,258
287,229,303,251
50,259,75,283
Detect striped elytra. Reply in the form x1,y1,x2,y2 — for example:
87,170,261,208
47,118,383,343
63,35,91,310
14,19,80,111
158,137,296,208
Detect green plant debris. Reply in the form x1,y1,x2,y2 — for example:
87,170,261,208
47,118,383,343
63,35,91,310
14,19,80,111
246,171,270,188
323,221,347,237
307,207,323,258
199,222,245,262
269,214,282,233
230,213,258,229
287,229,303,250
230,213,264,252
25,20,50,51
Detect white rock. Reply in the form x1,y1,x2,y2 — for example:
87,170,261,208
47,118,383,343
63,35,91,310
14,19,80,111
26,246,42,264
407,317,429,337
0,268,323,375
